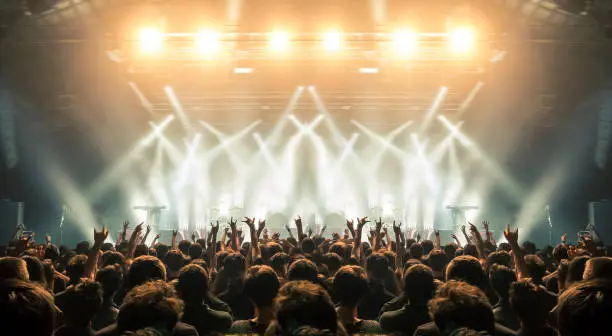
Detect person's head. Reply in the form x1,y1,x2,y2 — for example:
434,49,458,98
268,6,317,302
288,258,319,283
409,243,424,260
443,244,457,260
552,244,569,263
189,258,209,273
66,254,88,283
175,264,209,304
429,280,495,335
0,257,29,281
485,251,512,271
497,242,511,252
155,244,169,261
583,256,612,281
524,254,546,284
126,256,167,291
101,242,115,252
403,264,436,305
567,255,590,286
557,279,612,336
96,264,123,303
332,265,368,307
322,253,343,276
263,242,283,261
446,255,487,291
426,249,448,274
165,249,187,272
187,243,203,260
462,244,479,258
118,280,183,332
0,279,55,336
509,279,549,328
177,240,191,256
274,281,338,335
245,265,280,309
134,244,149,258
44,245,60,261
329,242,346,259
522,241,537,255
102,251,126,268
489,265,516,300
61,280,103,327
75,241,90,255
366,252,390,279
421,240,434,255
21,255,45,286
223,252,246,276
301,238,316,255
270,252,291,277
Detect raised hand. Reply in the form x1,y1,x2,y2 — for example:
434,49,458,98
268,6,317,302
346,219,354,229
561,233,567,243
375,217,383,230
357,217,369,230
123,221,129,230
229,217,238,231
224,227,230,235
154,233,161,240
451,233,459,241
416,232,421,242
461,225,467,233
243,217,256,230
134,222,144,234
272,232,280,241
504,224,519,245
172,229,178,238
307,226,313,237
332,232,341,240
211,221,220,235
45,233,51,244
482,221,489,231
295,216,303,228
258,219,266,231
434,229,440,237
392,221,401,236
94,226,109,244
146,225,152,233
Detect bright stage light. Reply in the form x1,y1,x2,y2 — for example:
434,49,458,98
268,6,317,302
269,30,291,51
139,28,164,52
449,27,476,53
234,67,253,74
322,31,342,51
195,30,220,53
393,30,417,54
358,67,379,74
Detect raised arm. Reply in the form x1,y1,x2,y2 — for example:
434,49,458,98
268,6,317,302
468,223,486,261
434,229,441,249
243,217,262,260
373,218,384,251
393,221,403,270
208,221,219,271
150,233,160,248
140,225,151,245
171,229,178,249
351,217,369,262
121,221,129,244
483,221,491,243
295,216,305,243
346,220,356,239
505,224,528,279
85,227,108,279
127,223,144,259
229,217,239,251
460,225,470,246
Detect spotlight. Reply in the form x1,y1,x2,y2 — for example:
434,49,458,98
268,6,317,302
358,67,379,74
234,67,253,74
393,29,417,54
449,27,476,53
269,30,291,51
195,30,220,53
322,30,342,51
138,28,164,52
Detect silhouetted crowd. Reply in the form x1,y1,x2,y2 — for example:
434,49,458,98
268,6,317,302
1,217,611,336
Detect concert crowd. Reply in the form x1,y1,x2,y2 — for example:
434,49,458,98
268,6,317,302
1,217,610,336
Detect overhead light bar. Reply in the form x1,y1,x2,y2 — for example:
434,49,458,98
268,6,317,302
358,67,379,74
234,67,253,74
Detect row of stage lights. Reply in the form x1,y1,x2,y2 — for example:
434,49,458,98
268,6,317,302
137,27,478,55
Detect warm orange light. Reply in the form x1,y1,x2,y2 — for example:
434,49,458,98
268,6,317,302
449,27,476,53
138,28,164,52
269,30,291,51
393,30,417,55
323,30,342,51
195,30,220,53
